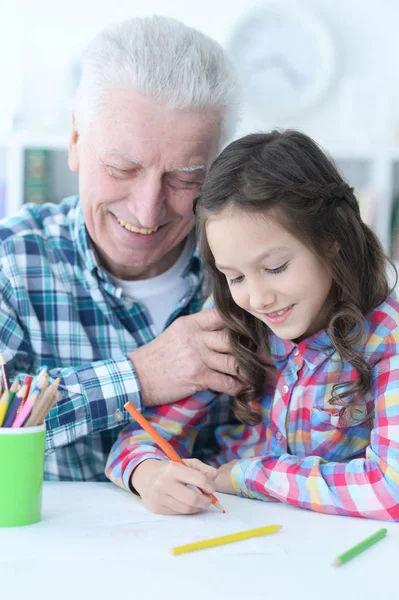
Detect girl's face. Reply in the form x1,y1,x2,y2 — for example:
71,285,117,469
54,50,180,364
206,206,334,341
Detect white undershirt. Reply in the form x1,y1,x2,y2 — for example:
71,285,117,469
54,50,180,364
105,235,194,334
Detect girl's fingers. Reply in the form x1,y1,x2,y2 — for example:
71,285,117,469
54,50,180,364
162,494,206,515
184,458,218,479
167,480,212,511
170,462,215,494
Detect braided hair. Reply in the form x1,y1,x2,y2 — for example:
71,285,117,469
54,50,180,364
195,130,396,425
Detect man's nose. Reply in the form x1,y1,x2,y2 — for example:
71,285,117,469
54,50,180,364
127,173,166,227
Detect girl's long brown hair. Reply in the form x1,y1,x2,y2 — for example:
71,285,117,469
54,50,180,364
195,130,396,425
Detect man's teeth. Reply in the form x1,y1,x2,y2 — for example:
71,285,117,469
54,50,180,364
117,218,159,234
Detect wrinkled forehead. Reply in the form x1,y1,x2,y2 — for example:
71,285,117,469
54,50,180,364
87,90,221,162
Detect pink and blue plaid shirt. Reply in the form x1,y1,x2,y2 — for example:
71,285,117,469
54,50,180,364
106,293,399,521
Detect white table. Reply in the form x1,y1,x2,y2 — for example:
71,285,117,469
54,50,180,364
0,483,397,600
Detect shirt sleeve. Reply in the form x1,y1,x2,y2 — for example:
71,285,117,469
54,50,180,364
0,296,142,452
105,391,219,492
231,349,399,521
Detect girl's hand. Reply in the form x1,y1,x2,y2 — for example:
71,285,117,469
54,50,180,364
131,458,218,515
215,460,239,495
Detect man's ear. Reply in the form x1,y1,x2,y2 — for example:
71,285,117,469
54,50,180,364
68,114,80,172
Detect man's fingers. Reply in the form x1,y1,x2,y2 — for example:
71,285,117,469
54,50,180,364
203,349,239,378
205,371,245,397
195,308,225,331
203,330,231,353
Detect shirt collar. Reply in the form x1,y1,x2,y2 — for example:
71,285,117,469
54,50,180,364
73,199,105,286
269,327,334,370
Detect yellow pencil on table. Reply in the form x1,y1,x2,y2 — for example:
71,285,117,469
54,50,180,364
171,524,282,555
124,401,225,513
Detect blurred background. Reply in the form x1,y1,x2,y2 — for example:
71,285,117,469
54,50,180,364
0,0,398,281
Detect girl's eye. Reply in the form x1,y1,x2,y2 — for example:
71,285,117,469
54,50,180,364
266,261,289,275
228,275,244,285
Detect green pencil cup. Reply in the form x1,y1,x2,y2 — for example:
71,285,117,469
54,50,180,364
0,424,46,527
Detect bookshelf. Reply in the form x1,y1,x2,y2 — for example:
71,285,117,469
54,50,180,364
0,131,398,288
0,132,78,215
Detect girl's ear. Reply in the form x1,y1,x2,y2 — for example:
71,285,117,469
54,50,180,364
323,239,340,261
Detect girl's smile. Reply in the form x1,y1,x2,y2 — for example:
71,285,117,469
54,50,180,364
263,304,294,325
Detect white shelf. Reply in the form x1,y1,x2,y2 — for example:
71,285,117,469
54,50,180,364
325,145,399,161
0,131,70,150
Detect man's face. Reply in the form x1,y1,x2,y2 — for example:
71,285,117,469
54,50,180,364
69,90,220,279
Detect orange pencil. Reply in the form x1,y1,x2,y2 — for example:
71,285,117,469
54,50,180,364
124,401,225,513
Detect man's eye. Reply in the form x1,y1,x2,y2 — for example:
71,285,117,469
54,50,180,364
170,179,201,189
105,166,136,176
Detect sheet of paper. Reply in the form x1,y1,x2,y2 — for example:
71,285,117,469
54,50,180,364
0,484,284,561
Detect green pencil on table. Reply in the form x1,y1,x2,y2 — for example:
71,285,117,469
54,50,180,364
333,528,388,566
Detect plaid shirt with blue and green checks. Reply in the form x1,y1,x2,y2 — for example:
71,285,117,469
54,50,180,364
0,196,232,480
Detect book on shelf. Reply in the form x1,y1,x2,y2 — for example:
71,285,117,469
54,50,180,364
391,193,399,261
24,148,50,205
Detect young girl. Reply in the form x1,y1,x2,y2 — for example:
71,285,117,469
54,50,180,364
106,130,399,521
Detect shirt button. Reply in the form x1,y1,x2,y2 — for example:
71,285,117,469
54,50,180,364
282,384,289,394
276,431,282,441
293,348,300,356
113,409,124,423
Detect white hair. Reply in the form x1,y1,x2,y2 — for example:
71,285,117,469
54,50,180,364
74,15,241,149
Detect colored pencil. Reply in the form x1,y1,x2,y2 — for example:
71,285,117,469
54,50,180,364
3,379,21,419
24,378,60,427
171,524,282,555
11,370,48,428
333,528,388,566
2,383,28,427
21,375,33,406
0,390,9,427
124,401,225,513
0,354,10,392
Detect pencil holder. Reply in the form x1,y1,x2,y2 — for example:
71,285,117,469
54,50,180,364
0,424,45,527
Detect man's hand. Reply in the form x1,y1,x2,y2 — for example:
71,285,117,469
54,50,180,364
131,458,218,515
130,308,244,407
215,460,238,495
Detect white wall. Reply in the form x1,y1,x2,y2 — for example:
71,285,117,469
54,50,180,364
2,0,399,150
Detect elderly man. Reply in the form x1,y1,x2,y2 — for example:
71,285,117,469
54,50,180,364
0,16,241,480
